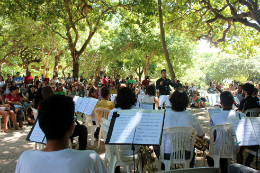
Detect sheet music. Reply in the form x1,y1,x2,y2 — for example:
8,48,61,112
136,95,144,107
29,120,46,144
73,96,83,112
77,97,89,113
83,98,98,115
133,109,164,145
110,94,117,103
250,117,260,144
231,117,259,146
139,102,154,110
207,108,222,118
109,110,140,144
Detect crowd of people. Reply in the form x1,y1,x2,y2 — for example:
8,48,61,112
0,69,259,173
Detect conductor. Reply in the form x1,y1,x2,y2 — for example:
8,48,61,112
156,69,176,95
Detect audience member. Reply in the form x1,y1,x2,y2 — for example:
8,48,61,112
68,86,78,98
126,75,136,85
25,85,36,103
115,75,121,85
235,85,244,102
192,91,206,108
14,72,24,88
78,85,85,97
102,75,108,87
5,74,14,84
109,83,117,94
24,71,33,84
65,73,74,86
138,84,146,95
56,86,66,95
142,76,150,87
0,75,5,86
15,95,108,173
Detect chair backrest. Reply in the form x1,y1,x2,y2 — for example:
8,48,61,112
163,127,197,163
244,108,260,117
208,124,234,157
139,102,154,110
94,107,111,125
157,167,219,173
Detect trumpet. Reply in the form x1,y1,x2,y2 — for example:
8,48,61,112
191,135,208,151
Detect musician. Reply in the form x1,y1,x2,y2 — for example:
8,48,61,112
154,90,205,169
206,91,246,172
238,83,260,115
156,69,176,96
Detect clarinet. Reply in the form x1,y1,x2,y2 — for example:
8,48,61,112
215,87,239,108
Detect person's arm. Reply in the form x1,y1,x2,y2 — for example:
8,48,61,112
169,79,176,88
156,79,164,90
154,97,159,109
6,98,20,105
192,115,205,138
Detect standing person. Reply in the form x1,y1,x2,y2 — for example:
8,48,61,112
74,77,79,89
126,75,136,85
142,76,150,87
189,83,197,94
102,75,108,87
41,74,44,82
88,76,95,86
14,72,24,88
24,71,33,84
110,83,117,94
115,75,121,85
135,78,140,86
65,73,74,86
156,69,176,96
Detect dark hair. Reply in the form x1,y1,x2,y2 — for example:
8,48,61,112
28,85,35,94
161,69,166,74
34,88,43,109
253,88,258,97
0,75,4,81
115,87,137,109
10,86,19,92
41,86,54,99
27,108,33,114
169,90,189,111
117,75,120,77
104,75,106,78
220,91,234,107
101,87,109,98
242,83,254,96
101,84,106,87
39,95,74,140
88,87,98,99
146,84,156,96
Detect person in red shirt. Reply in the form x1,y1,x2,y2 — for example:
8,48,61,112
102,76,108,87
24,71,34,84
142,76,150,87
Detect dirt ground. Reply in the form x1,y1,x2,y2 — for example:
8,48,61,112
0,106,245,173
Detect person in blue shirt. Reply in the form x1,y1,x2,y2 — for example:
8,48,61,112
14,72,24,88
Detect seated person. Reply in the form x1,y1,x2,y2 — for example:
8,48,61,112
109,83,117,94
94,87,115,139
140,84,159,109
15,95,108,173
207,91,246,172
78,85,86,97
137,84,146,95
56,86,66,95
68,86,78,98
155,90,204,168
26,108,35,125
238,83,260,116
41,86,88,150
235,85,244,102
98,84,106,99
191,91,206,108
0,95,20,132
25,85,36,103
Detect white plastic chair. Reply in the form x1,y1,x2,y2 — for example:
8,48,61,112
157,167,219,173
207,124,237,168
158,127,197,171
244,108,260,117
100,119,112,168
94,107,111,149
85,114,95,146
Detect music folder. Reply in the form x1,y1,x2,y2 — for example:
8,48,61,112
231,117,260,146
26,118,46,144
139,102,155,110
105,109,165,146
73,96,98,115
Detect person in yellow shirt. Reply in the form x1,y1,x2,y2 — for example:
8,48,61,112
96,87,115,110
94,87,115,139
109,83,117,94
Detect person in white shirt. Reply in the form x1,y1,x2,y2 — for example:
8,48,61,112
155,90,205,169
189,83,197,94
65,73,74,86
140,84,159,109
206,91,246,172
107,87,140,173
15,95,108,173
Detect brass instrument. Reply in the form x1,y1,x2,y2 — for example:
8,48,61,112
192,135,208,151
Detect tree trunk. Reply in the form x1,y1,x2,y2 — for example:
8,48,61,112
62,61,73,79
73,56,80,78
94,61,102,78
135,66,143,82
158,0,175,81
0,64,3,73
53,54,61,77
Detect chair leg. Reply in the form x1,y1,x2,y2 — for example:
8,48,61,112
109,156,117,173
213,157,219,168
97,127,101,149
203,151,206,167
157,160,161,171
164,161,171,171
138,157,143,173
91,125,95,146
126,165,131,173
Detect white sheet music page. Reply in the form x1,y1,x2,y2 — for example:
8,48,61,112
109,110,140,144
110,94,117,103
136,95,144,107
77,97,89,113
73,96,83,112
139,103,154,110
133,109,164,145
83,98,98,115
250,117,260,145
29,120,46,144
231,117,259,146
